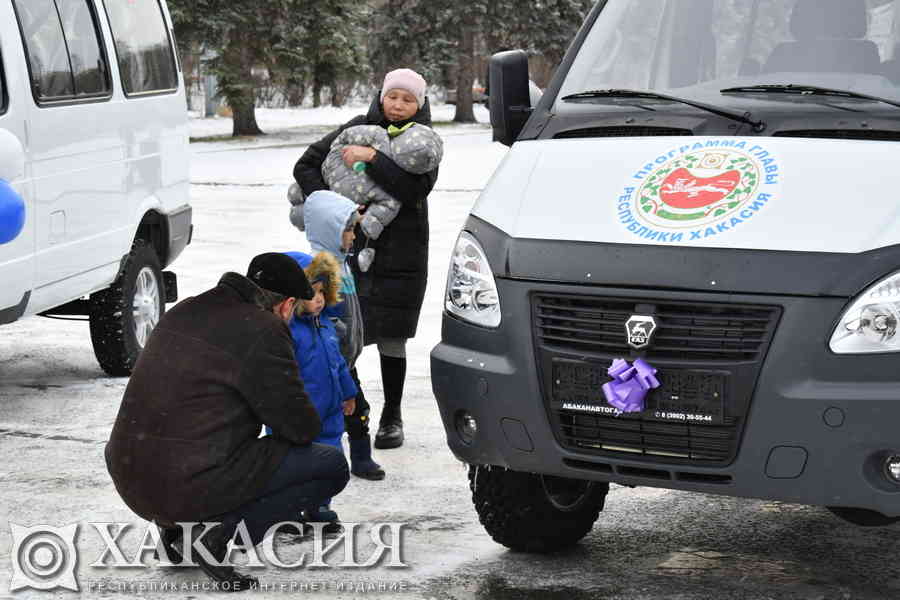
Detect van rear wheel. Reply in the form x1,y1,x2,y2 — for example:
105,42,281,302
468,465,608,553
89,240,164,376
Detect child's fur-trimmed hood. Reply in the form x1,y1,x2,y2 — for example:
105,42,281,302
303,251,342,309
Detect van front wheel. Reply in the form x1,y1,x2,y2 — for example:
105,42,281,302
89,240,164,376
468,465,608,553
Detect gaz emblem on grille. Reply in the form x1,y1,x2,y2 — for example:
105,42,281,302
625,315,657,349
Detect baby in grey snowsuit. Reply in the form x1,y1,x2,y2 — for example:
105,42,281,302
321,123,443,242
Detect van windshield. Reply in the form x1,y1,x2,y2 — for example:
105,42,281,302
558,0,900,108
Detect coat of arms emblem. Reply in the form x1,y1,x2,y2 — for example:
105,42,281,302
637,149,761,229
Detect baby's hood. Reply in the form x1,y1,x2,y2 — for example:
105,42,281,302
304,190,358,256
392,124,444,172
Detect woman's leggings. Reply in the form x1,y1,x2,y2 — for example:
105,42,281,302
376,338,407,358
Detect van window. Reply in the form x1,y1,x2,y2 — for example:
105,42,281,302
102,0,178,96
12,0,111,102
14,0,76,100
558,0,900,105
57,0,110,96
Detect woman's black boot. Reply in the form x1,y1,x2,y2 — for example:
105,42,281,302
375,354,405,449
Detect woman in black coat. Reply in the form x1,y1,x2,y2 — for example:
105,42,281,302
294,69,439,449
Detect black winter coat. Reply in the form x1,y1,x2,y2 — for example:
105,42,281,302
294,96,439,343
105,273,322,525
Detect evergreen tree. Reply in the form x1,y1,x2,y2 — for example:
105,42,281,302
169,0,295,135
369,0,593,123
169,0,369,135
277,0,369,108
510,1,596,67
170,0,593,130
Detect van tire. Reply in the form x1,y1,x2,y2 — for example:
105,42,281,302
468,465,608,553
89,240,165,376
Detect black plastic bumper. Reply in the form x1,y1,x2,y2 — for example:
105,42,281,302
165,205,193,267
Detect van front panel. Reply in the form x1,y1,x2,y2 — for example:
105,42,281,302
431,217,900,517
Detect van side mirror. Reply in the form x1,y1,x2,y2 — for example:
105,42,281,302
489,50,532,146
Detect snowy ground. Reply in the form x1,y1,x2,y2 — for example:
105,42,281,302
2,103,900,599
187,103,482,140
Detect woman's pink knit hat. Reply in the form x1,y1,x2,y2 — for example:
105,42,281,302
380,68,427,108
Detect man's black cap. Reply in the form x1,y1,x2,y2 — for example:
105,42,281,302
247,253,315,300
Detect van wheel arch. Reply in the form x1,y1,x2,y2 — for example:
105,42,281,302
135,211,169,267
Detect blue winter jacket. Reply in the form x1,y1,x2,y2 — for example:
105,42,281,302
289,311,357,447
277,251,358,447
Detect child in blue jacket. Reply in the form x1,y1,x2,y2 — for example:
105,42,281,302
274,250,358,528
293,190,385,481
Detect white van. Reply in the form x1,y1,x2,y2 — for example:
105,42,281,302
0,0,191,375
433,0,900,553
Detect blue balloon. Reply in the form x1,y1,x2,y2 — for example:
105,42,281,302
0,179,25,245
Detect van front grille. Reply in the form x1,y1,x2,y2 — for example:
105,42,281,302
532,291,781,466
558,410,739,462
534,294,780,363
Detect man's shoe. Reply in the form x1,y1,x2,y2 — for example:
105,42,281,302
374,421,403,449
187,524,258,592
301,507,344,537
153,526,184,565
274,522,307,546
305,521,344,537
350,436,386,480
305,506,338,523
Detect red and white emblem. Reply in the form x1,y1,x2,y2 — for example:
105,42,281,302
660,168,741,210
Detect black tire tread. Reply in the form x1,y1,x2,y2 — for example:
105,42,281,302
468,465,608,553
89,239,162,376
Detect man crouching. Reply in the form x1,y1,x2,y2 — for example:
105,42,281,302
105,253,350,590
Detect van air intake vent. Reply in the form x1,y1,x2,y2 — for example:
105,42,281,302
554,126,693,139
774,129,900,141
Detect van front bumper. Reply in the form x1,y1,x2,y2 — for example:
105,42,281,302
431,278,900,517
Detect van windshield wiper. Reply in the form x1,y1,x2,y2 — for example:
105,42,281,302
721,84,900,110
561,88,766,131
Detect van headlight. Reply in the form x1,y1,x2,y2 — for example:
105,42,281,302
445,231,501,328
830,271,900,354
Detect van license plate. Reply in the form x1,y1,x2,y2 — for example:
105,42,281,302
552,360,726,425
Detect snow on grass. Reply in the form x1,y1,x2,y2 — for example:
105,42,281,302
190,102,490,140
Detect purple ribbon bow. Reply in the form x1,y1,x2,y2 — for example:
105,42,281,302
601,358,661,414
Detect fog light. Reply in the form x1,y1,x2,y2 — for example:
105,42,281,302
884,455,900,482
455,411,478,445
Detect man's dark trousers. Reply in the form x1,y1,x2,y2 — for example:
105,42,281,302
215,443,349,545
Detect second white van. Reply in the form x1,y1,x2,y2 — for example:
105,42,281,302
0,0,191,375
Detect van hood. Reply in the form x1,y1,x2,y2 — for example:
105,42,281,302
472,136,900,254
